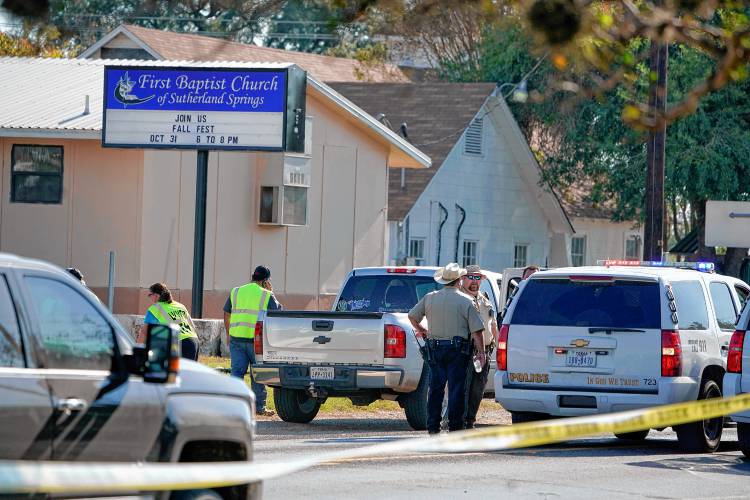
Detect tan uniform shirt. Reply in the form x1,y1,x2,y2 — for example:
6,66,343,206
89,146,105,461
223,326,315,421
475,293,497,347
408,287,484,340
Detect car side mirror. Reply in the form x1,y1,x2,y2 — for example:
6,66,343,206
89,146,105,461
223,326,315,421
143,323,180,384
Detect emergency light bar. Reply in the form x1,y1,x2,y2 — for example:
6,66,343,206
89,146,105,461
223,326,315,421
597,260,715,272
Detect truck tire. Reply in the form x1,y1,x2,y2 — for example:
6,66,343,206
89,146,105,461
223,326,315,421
510,411,549,424
675,378,723,453
274,387,321,423
614,430,649,441
171,489,223,500
738,423,750,458
403,365,429,431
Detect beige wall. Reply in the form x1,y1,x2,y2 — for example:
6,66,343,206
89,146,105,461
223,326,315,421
570,217,642,265
137,92,390,316
0,138,143,311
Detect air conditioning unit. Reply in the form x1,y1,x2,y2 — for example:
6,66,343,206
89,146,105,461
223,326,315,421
258,153,311,226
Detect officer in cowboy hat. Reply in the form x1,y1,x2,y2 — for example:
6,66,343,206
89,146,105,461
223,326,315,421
408,263,485,434
461,264,499,429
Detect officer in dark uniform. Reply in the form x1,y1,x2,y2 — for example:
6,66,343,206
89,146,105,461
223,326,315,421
408,263,485,434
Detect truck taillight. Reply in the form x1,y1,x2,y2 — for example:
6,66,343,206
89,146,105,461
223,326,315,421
728,330,746,374
254,321,264,356
661,329,682,377
497,324,509,371
384,324,406,358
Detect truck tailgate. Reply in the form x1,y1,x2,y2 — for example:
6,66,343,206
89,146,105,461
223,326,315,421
263,311,385,365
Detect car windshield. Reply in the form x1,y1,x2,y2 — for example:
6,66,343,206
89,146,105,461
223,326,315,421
336,275,442,313
511,278,661,329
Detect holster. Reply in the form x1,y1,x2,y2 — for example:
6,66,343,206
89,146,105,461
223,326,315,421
418,342,432,363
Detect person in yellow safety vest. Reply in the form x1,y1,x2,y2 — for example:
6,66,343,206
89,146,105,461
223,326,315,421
137,283,200,361
223,265,281,417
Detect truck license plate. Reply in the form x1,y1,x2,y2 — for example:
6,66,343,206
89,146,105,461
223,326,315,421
566,350,596,368
310,367,334,380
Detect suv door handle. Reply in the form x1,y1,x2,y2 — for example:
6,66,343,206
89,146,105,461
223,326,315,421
55,398,88,415
721,344,729,352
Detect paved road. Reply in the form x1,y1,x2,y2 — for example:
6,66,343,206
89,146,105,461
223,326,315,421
253,409,750,499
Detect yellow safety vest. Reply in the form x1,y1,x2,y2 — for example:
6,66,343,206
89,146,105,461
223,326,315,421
229,283,271,339
147,301,199,341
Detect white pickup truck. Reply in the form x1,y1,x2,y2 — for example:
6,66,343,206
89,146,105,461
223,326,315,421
253,266,502,429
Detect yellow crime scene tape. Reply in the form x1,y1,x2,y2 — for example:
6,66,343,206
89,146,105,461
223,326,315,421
2,392,750,494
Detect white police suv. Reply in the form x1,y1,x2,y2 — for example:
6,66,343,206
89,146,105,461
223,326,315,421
723,292,750,456
495,260,750,452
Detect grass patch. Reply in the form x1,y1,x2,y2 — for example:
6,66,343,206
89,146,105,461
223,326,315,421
200,356,400,413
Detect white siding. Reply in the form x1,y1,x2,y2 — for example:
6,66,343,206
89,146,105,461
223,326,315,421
569,217,643,265
394,105,553,272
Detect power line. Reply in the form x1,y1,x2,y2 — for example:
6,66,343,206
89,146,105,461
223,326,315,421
413,52,550,149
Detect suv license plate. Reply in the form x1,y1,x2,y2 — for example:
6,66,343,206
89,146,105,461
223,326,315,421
566,350,596,368
310,367,334,380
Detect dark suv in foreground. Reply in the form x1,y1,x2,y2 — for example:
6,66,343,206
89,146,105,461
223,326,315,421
0,253,259,499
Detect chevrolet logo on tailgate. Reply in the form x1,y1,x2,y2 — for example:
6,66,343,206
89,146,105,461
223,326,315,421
313,336,331,344
571,339,590,348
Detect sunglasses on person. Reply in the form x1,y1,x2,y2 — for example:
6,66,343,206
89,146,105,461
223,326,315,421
465,274,482,281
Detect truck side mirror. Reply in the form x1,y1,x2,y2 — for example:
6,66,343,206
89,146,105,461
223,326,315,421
144,323,180,384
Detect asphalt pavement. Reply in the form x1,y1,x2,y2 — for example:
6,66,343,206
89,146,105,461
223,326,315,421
253,407,750,499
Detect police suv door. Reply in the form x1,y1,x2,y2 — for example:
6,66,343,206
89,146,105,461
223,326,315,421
20,272,166,461
0,271,54,459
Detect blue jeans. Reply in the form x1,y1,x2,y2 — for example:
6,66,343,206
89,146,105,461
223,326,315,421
427,343,470,433
229,337,267,411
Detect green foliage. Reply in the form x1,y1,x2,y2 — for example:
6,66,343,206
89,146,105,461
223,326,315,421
265,0,368,54
442,19,750,235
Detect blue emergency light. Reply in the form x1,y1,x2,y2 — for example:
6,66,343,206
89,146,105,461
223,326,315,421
597,260,715,272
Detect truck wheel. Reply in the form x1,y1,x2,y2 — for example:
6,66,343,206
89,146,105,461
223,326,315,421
510,411,549,424
274,387,321,423
403,365,429,431
675,379,723,453
738,423,750,458
171,489,223,500
614,430,649,441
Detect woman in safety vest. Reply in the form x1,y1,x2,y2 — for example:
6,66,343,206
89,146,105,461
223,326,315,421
137,283,200,360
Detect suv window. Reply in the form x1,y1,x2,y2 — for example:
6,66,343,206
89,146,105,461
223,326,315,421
0,276,24,367
709,282,737,331
336,275,442,313
671,280,709,330
510,278,661,328
735,285,749,310
479,279,496,310
25,276,114,370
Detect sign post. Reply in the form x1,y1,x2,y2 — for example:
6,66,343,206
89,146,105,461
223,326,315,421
102,64,306,317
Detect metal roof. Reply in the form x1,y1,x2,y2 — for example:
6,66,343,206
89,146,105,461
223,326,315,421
0,57,429,168
0,57,294,135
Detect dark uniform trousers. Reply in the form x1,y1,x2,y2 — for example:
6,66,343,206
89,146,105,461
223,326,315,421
464,353,490,428
427,340,471,433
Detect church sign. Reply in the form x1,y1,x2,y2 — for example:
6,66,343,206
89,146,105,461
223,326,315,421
102,65,306,152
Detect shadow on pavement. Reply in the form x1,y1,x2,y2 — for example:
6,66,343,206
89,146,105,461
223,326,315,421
256,417,414,436
629,454,750,476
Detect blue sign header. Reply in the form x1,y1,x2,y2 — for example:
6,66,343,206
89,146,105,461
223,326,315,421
104,67,287,112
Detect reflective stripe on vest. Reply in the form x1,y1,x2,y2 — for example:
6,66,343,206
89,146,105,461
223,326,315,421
229,283,270,339
148,301,199,341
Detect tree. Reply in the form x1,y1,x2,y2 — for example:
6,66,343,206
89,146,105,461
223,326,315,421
264,0,368,54
3,1,288,47
0,23,72,56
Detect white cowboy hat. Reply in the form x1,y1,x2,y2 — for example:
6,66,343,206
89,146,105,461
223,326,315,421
434,263,467,285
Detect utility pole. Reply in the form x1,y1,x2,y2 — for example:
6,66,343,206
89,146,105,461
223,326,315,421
643,40,668,261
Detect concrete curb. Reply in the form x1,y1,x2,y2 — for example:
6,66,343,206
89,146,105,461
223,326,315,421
115,314,231,357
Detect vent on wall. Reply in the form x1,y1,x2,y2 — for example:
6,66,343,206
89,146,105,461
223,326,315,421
464,117,483,156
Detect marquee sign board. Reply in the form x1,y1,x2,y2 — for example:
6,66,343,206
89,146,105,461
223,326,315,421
102,65,306,152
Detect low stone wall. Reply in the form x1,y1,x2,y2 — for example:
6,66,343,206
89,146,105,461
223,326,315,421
115,314,231,357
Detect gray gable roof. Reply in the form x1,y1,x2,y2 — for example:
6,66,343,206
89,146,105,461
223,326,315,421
330,82,496,221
